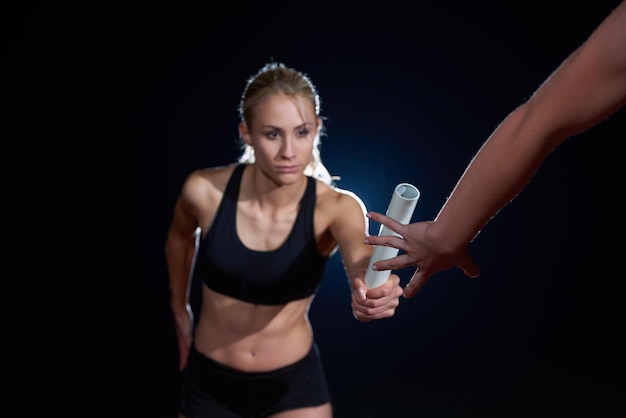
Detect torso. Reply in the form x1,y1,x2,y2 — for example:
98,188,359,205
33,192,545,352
189,163,339,372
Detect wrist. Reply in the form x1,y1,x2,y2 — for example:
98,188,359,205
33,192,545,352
427,221,469,256
170,300,191,315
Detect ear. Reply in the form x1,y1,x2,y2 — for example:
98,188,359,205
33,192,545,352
239,122,251,144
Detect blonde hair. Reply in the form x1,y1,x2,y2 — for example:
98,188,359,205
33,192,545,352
237,61,338,185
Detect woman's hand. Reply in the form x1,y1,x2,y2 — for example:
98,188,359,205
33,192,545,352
350,273,403,322
172,304,194,370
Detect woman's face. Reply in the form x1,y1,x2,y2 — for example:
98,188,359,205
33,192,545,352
241,92,320,184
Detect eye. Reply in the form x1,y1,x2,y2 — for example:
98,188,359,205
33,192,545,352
296,128,310,138
264,130,280,139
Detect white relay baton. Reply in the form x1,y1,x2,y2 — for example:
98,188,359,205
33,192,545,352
364,183,420,289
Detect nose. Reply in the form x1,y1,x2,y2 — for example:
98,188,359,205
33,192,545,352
280,135,296,159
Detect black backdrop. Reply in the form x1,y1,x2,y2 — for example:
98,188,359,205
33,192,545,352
7,2,626,417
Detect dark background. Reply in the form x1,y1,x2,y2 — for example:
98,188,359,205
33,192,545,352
7,2,626,417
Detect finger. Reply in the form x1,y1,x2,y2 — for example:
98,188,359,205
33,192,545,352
352,277,367,301
352,299,396,320
365,275,399,299
403,268,430,298
351,298,374,321
372,253,414,272
352,310,372,323
363,306,398,320
457,251,480,278
366,211,406,235
364,234,406,250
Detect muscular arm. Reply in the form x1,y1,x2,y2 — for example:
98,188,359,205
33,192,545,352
330,189,403,320
166,198,199,313
366,1,626,297
329,189,371,288
165,171,206,368
436,0,626,250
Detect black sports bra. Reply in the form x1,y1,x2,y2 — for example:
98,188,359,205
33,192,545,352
192,164,329,305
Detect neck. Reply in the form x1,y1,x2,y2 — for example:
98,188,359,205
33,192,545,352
244,164,308,208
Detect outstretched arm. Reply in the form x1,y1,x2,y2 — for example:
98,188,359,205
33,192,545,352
329,188,403,321
366,0,626,298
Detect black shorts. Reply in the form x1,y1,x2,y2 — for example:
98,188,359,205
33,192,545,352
180,342,331,418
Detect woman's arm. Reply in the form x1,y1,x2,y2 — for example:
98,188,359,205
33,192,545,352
165,172,204,369
329,189,403,321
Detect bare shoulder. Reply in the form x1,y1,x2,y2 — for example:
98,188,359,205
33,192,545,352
315,180,370,255
178,163,238,218
182,164,236,199
316,180,368,216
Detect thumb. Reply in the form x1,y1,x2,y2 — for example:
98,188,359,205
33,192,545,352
403,268,429,298
352,276,367,301
458,251,480,279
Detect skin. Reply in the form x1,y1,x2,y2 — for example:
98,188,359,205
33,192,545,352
166,92,403,418
365,0,626,299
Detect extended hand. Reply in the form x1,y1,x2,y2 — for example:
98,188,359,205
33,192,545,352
364,212,479,298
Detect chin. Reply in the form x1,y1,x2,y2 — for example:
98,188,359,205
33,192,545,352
273,171,305,185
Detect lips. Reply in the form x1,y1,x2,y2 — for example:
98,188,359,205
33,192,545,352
276,165,300,173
